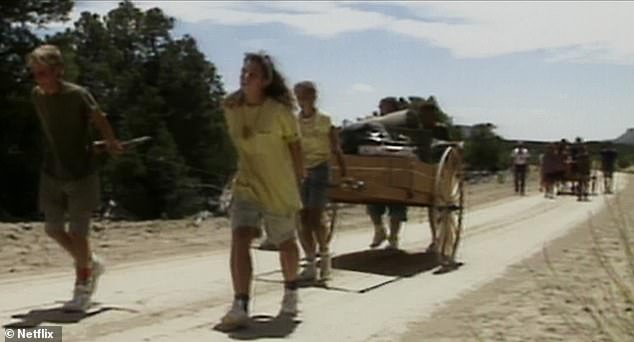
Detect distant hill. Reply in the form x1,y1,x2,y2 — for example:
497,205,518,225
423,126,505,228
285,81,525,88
614,128,634,145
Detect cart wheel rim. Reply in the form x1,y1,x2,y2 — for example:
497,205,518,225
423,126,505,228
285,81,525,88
429,146,464,260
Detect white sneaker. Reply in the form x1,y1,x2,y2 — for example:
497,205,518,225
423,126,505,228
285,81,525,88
298,263,317,281
62,283,92,312
90,255,106,295
279,290,298,316
220,300,249,329
319,253,332,281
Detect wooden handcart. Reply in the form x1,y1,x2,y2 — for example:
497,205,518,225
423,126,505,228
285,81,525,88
327,98,465,267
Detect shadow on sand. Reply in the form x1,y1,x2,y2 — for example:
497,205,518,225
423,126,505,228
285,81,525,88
3,303,137,329
257,248,464,293
213,313,300,340
331,248,442,277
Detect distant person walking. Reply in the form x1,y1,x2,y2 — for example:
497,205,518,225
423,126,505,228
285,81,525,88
574,143,592,201
27,44,123,312
599,142,618,194
293,81,346,283
511,142,530,195
541,143,561,199
220,52,303,330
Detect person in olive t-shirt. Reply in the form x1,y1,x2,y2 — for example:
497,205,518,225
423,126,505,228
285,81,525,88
27,44,123,312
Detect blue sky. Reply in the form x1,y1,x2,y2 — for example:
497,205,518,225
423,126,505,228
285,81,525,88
52,1,634,141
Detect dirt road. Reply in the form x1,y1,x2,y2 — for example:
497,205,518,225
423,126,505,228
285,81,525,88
1,174,627,341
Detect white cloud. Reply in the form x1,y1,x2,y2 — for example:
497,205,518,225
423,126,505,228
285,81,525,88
142,1,392,39
61,1,634,64
349,83,375,94
387,2,634,64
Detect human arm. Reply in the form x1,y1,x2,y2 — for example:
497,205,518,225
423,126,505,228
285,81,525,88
329,126,346,177
288,140,306,186
80,88,123,156
90,111,123,156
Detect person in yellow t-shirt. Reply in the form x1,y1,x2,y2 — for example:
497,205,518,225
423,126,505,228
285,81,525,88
293,81,346,283
219,52,304,329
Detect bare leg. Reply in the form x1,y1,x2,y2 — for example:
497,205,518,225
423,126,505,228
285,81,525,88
369,213,386,247
45,228,78,261
311,210,332,280
306,209,329,253
68,232,91,269
388,217,401,241
278,238,299,282
231,228,257,295
298,209,316,260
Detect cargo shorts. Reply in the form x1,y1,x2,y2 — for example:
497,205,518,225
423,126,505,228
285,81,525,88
230,199,297,246
39,172,100,237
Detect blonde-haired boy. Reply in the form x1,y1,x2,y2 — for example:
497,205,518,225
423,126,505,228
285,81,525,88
27,44,123,312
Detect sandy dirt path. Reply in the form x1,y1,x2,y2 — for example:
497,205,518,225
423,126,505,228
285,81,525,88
402,173,634,342
0,176,520,278
1,174,627,341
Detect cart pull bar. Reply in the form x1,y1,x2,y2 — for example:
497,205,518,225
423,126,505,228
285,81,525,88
434,204,463,211
94,136,152,147
329,178,366,191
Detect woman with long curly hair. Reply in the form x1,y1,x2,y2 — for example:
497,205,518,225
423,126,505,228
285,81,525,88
219,52,304,329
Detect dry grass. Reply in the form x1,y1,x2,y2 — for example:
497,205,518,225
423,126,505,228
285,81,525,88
540,194,634,341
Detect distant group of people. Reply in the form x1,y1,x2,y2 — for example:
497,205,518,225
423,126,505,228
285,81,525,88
541,138,591,200
512,138,619,201
541,138,618,200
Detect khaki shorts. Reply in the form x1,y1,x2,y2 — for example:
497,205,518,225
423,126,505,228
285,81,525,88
230,199,297,246
39,172,100,236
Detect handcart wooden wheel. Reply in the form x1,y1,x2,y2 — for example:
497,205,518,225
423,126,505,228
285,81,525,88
428,145,464,266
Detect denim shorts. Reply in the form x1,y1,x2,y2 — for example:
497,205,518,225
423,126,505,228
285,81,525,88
301,162,330,209
366,203,408,222
39,172,100,236
230,199,297,245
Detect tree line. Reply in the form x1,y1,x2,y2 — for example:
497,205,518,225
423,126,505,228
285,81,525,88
0,0,236,220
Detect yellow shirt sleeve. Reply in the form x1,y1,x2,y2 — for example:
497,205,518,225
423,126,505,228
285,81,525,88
280,109,300,143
